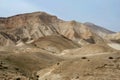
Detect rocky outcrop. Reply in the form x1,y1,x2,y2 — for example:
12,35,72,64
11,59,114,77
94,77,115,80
0,32,15,46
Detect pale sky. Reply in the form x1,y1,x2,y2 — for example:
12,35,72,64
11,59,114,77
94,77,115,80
0,0,120,32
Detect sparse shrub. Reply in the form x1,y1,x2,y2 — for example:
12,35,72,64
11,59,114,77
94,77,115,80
57,62,60,65
108,57,113,59
16,78,21,80
88,60,90,61
81,57,87,59
3,66,8,69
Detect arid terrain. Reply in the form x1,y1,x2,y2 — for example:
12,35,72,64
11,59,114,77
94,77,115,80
0,11,120,80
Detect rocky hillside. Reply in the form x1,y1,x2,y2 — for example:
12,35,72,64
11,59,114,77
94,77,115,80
84,22,115,38
0,11,120,80
0,11,112,47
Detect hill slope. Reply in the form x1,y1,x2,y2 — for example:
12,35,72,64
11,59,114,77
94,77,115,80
0,11,120,80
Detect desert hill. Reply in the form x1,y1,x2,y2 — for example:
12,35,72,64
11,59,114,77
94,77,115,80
0,12,107,46
84,22,115,37
0,11,120,80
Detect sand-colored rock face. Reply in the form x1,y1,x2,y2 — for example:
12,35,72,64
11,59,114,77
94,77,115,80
0,11,120,80
106,32,120,43
0,11,107,47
